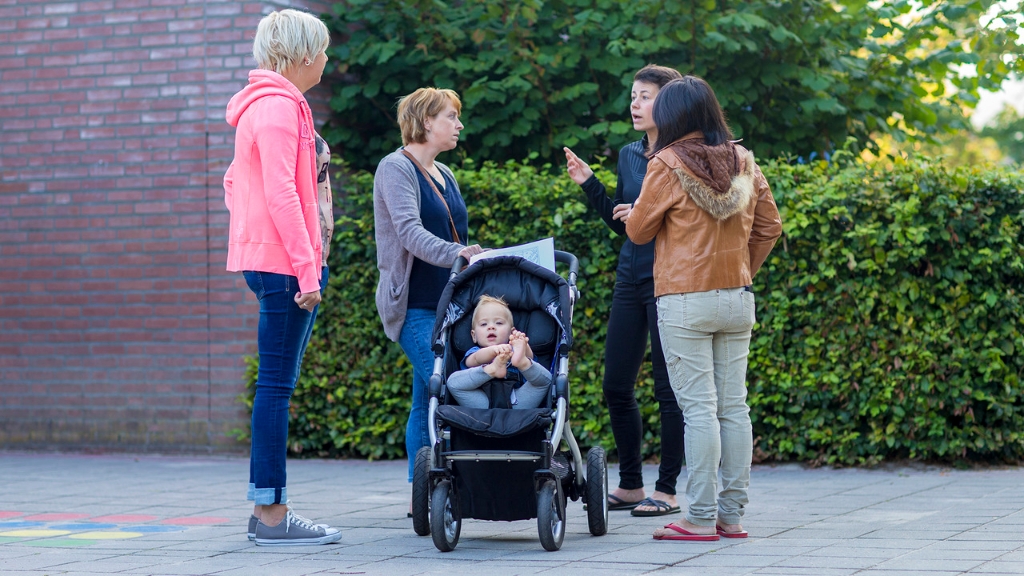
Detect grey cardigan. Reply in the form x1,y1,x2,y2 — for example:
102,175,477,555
374,149,465,342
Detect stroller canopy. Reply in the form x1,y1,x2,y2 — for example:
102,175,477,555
431,255,573,363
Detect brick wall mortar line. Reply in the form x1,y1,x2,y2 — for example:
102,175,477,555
1,0,332,453
204,0,214,447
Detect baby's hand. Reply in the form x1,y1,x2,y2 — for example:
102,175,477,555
483,344,509,356
483,344,512,379
497,344,513,364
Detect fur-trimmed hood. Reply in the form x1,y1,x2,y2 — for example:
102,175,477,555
669,143,757,221
625,133,782,298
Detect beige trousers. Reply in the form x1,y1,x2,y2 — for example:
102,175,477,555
657,287,755,526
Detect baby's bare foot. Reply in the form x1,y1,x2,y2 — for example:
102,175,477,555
483,353,507,379
510,332,529,370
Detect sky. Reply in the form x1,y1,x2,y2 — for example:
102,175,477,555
972,78,1024,129
970,0,1024,128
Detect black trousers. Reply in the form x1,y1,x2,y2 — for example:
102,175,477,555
603,279,684,495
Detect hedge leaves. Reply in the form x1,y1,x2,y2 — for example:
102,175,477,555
245,155,1024,465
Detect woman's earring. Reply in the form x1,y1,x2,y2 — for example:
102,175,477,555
304,59,312,66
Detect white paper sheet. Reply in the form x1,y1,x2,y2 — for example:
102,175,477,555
469,237,556,272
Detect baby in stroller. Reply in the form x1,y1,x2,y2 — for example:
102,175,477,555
413,253,608,553
447,295,552,410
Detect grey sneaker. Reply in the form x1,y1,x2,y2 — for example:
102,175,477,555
247,514,258,541
254,510,342,546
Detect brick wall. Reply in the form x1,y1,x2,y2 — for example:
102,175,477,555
0,0,336,452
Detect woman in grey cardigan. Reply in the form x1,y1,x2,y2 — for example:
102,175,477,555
373,87,482,494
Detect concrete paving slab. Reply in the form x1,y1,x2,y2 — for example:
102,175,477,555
657,566,763,575
774,553,891,569
856,571,966,576
798,545,902,559
0,453,1022,575
673,553,790,568
968,560,1024,574
757,565,860,569
874,557,990,571
932,540,1024,552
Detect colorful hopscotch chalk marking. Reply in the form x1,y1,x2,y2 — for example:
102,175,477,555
90,514,158,523
24,513,89,522
160,516,231,525
0,530,73,538
68,531,144,540
49,523,118,530
0,522,44,529
24,538,96,548
121,525,186,533
0,512,228,548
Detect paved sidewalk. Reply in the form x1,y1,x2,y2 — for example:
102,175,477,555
0,452,1021,575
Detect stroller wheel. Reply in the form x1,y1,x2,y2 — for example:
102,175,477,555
585,446,608,536
537,479,565,551
430,479,460,552
412,446,431,536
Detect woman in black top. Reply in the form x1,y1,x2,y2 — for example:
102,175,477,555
563,64,684,517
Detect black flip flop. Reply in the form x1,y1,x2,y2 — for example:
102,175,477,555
607,493,644,510
631,497,681,517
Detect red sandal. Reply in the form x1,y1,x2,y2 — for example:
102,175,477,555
653,523,720,541
716,525,748,538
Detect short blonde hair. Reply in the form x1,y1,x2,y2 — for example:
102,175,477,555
472,295,513,326
397,88,462,145
253,9,329,74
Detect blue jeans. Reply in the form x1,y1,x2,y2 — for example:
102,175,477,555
398,307,436,482
245,267,328,505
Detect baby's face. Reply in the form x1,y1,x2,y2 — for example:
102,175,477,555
471,302,513,347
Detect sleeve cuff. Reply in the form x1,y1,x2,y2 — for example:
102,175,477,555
295,263,321,294
580,174,602,194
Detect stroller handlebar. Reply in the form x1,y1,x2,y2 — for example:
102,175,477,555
451,256,469,276
554,250,579,288
450,250,580,290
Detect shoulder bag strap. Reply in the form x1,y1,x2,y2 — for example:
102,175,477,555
401,149,461,244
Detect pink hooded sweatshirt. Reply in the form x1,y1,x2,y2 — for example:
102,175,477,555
223,70,322,294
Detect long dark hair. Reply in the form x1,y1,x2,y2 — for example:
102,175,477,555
649,76,733,155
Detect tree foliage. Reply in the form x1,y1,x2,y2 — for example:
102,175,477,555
323,0,1023,170
981,104,1024,165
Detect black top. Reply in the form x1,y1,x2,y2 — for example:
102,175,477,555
407,168,469,309
579,137,654,283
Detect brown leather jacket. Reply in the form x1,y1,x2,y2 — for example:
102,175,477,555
625,133,782,297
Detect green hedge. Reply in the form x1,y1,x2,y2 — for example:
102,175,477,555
241,154,1024,465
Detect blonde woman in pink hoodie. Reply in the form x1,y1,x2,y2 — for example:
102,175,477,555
223,9,340,547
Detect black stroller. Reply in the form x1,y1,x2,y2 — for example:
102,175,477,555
410,251,608,552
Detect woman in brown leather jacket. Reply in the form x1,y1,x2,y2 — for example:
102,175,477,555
625,76,782,542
